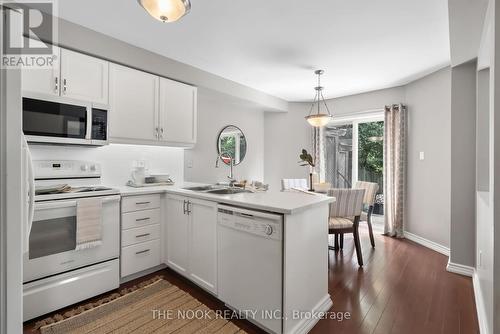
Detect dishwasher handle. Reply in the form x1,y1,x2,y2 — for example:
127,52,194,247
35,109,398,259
217,204,283,221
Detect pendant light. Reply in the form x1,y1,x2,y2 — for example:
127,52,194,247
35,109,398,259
305,70,333,127
138,0,191,23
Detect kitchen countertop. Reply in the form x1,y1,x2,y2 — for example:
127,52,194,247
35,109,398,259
115,182,334,215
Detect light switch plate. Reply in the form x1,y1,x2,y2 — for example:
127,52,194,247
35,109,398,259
419,152,425,160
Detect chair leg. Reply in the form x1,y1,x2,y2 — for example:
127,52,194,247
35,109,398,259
339,233,344,249
367,206,375,248
353,219,363,266
334,233,339,250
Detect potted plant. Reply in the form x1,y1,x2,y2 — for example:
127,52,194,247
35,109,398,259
298,149,315,191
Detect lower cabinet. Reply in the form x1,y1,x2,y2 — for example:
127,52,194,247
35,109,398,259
166,194,217,294
120,194,161,278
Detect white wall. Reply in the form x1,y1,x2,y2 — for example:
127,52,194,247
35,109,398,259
29,144,184,187
184,89,265,184
264,102,312,191
405,67,451,248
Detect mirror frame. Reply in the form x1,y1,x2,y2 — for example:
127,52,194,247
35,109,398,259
216,125,247,166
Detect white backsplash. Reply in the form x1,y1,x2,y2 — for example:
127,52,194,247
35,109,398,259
29,143,184,186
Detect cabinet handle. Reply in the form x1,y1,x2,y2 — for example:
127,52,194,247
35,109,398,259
135,249,150,255
135,217,150,222
187,200,191,215
183,200,187,214
135,233,150,238
54,77,58,92
135,201,150,205
63,78,67,94
160,127,164,139
155,127,159,140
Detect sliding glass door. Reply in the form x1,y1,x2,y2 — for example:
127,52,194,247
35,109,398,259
325,117,384,215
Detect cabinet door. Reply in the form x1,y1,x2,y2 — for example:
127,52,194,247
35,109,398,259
60,48,109,104
109,64,159,143
166,195,189,276
189,198,217,293
159,77,197,145
21,43,60,97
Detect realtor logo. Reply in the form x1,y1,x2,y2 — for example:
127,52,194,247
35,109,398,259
1,0,57,68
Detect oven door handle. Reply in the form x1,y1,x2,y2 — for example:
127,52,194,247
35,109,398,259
35,200,78,210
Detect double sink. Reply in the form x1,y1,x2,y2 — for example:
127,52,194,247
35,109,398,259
183,185,252,195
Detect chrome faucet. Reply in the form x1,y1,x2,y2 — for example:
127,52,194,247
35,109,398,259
215,152,236,186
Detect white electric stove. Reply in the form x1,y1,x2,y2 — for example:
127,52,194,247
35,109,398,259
23,160,121,321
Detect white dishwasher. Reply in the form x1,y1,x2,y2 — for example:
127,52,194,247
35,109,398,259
217,204,283,334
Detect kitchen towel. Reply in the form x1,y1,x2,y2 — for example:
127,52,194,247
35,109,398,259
75,198,103,250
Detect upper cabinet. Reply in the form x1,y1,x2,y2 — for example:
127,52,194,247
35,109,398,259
110,66,197,147
159,78,197,145
22,42,197,147
109,63,159,143
21,45,61,97
22,46,109,104
60,49,109,104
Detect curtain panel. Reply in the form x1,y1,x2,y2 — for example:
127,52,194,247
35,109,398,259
311,126,326,183
383,104,407,237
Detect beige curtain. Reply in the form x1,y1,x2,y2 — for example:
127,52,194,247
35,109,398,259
384,104,406,237
311,127,326,182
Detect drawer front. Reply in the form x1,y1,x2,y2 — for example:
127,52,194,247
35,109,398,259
122,194,161,213
121,239,160,277
121,224,160,247
122,208,160,230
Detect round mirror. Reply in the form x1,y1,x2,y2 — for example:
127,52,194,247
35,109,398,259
217,125,247,165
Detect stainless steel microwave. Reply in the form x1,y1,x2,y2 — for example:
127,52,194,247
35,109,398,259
23,94,109,146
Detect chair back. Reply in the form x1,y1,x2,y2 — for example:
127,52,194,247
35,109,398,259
281,178,308,191
354,181,379,206
328,188,365,218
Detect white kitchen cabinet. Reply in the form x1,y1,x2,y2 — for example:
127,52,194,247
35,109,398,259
166,194,190,275
60,49,109,104
22,45,108,104
109,63,160,143
166,194,217,294
159,77,197,145
120,194,161,278
188,198,217,293
21,44,61,97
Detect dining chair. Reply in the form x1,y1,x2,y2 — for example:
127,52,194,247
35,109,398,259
354,181,379,248
328,188,366,266
281,178,308,191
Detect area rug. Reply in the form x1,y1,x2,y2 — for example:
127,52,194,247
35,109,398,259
34,276,247,334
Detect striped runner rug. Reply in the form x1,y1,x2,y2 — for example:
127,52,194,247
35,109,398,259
35,277,247,334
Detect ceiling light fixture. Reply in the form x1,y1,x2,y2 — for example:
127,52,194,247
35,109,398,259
138,0,191,23
305,70,333,127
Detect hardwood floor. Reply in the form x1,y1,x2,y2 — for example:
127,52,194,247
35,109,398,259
24,225,478,334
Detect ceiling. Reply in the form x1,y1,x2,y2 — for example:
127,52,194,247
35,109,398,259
55,0,450,102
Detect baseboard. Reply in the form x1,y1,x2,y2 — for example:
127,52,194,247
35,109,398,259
446,259,474,277
472,271,489,334
403,231,450,256
291,294,333,334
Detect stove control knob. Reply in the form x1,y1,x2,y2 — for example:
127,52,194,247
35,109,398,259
80,164,89,172
265,225,273,236
90,165,96,172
